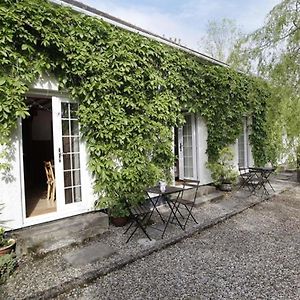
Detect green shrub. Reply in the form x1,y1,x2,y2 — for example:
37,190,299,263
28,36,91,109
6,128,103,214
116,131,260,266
207,147,239,185
0,253,17,284
0,227,10,248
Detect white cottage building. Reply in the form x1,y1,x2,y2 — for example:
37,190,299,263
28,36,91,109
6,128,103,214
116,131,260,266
0,1,253,231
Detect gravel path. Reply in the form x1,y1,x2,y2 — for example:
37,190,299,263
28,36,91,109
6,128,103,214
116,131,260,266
59,186,300,300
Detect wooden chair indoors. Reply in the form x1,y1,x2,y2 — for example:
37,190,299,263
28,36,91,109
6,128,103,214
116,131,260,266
44,161,56,203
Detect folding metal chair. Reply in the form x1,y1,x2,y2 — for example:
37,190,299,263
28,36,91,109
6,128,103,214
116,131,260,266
238,167,255,192
123,198,152,243
170,179,200,229
248,167,275,196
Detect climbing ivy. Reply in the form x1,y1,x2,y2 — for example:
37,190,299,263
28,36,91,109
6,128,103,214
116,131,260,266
0,0,270,214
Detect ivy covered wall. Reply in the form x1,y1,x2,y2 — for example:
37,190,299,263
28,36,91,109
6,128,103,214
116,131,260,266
0,0,269,210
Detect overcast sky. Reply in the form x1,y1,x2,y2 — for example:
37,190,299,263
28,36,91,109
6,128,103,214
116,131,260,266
78,0,281,51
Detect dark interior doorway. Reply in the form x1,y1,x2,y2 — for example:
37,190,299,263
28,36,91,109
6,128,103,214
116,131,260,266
22,97,56,217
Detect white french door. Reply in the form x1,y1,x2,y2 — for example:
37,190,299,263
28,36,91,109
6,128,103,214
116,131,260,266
178,114,198,180
238,118,249,168
52,97,87,213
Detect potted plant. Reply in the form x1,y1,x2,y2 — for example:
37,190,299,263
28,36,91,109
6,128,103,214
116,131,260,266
108,200,130,227
95,182,152,227
95,194,131,227
94,156,165,227
207,147,238,191
0,227,16,256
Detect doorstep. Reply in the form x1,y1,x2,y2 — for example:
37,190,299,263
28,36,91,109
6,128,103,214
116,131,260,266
11,211,109,255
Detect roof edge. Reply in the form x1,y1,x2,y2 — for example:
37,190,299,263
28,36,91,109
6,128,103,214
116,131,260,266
52,0,229,68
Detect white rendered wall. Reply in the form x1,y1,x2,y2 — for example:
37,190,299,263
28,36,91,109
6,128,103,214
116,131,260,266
0,125,24,229
30,73,59,92
196,115,249,185
196,116,212,185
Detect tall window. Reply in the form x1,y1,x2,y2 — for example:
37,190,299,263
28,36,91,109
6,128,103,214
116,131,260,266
183,115,194,178
238,119,249,168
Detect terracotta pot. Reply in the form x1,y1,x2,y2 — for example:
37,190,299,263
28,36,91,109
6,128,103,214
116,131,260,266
0,239,16,256
110,216,129,227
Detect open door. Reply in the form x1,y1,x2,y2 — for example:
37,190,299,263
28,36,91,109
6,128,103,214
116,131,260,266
52,97,88,214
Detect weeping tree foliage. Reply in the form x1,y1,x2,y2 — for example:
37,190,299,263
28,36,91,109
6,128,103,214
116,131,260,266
198,18,244,63
231,0,300,167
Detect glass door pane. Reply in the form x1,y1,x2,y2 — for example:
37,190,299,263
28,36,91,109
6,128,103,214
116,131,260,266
238,132,245,167
183,115,194,178
61,102,82,204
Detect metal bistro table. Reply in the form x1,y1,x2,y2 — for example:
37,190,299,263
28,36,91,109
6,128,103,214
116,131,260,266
248,167,276,195
147,185,188,239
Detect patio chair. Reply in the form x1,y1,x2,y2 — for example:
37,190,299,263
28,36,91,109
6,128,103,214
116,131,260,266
170,179,200,229
248,167,275,196
238,167,254,192
123,198,152,243
239,167,269,196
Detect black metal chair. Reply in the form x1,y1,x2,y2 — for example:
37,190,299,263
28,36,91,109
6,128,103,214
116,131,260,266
123,198,153,243
239,167,272,196
238,167,255,192
248,167,275,196
170,179,200,229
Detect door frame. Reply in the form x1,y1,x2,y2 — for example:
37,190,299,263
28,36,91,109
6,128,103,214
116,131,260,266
52,96,89,213
20,93,93,227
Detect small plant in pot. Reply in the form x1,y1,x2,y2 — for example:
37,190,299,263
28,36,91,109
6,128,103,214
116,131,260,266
95,196,130,227
207,147,238,191
0,227,16,256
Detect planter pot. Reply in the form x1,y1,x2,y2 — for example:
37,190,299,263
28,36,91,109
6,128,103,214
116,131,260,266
110,216,129,227
0,239,16,256
219,183,232,192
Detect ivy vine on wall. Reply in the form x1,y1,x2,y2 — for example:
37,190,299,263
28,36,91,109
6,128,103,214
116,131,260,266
0,0,269,213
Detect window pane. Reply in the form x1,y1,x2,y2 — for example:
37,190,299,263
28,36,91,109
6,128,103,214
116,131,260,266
61,103,69,118
71,137,80,152
72,154,80,169
64,171,72,187
62,120,69,136
63,154,71,170
70,103,78,118
73,170,81,186
63,137,70,153
71,120,79,135
73,186,82,202
65,188,73,204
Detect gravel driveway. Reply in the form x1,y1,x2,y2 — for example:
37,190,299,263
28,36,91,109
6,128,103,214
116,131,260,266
58,186,300,300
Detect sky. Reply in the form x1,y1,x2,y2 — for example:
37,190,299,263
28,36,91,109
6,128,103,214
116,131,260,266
78,0,281,52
